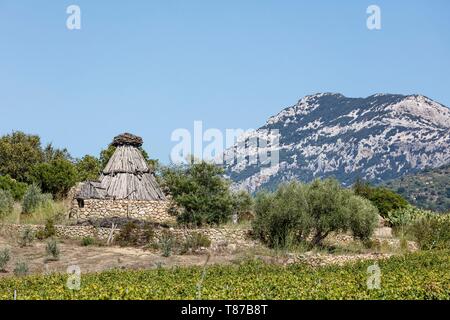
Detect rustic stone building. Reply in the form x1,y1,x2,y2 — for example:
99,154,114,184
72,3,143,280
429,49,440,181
70,133,175,224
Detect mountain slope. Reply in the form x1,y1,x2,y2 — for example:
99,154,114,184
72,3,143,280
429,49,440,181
384,164,450,212
224,93,450,192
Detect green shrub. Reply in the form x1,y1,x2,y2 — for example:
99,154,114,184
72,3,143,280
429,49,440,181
19,227,35,247
160,231,175,257
181,233,211,253
0,248,10,272
386,206,419,228
46,240,60,260
81,236,95,246
36,218,56,240
13,261,29,277
162,161,233,227
231,190,254,222
0,131,43,183
28,158,78,198
75,155,101,182
347,195,379,242
0,189,14,220
353,180,408,218
253,179,379,248
306,179,378,246
0,175,28,201
115,221,141,246
409,215,450,250
253,182,311,248
22,184,52,214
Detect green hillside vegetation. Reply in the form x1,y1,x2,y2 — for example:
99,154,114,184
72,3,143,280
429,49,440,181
384,165,450,213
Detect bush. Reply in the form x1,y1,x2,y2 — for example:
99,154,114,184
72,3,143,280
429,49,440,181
0,248,10,272
253,179,379,248
19,227,35,247
347,195,379,242
0,175,28,201
35,218,56,240
409,215,450,250
46,240,60,260
162,161,234,227
163,161,233,226
13,261,29,277
181,233,211,253
75,155,101,182
28,158,78,198
160,231,175,257
0,131,43,183
22,184,52,214
253,182,311,248
0,189,14,220
115,221,141,246
81,236,95,246
353,180,408,218
231,190,254,222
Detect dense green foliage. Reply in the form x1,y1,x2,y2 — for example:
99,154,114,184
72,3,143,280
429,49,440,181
253,182,311,248
231,190,254,221
384,164,450,212
75,155,101,182
28,158,78,198
0,175,27,201
163,161,234,226
0,250,448,300
386,206,450,250
410,215,450,250
0,189,14,219
0,132,43,182
253,180,378,248
353,179,409,218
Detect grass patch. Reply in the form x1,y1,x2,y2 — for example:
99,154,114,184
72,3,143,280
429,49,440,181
1,200,68,225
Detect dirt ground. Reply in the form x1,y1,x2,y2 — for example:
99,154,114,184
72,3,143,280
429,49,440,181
0,236,241,277
0,226,414,277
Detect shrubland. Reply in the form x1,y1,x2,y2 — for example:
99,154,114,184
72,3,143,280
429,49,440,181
252,179,378,249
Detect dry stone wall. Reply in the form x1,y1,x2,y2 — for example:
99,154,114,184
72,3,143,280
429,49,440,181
1,224,119,240
0,223,253,247
70,199,175,224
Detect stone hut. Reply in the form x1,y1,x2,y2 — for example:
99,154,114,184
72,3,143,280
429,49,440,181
69,133,174,224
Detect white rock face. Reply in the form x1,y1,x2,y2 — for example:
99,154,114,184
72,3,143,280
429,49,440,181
224,93,450,192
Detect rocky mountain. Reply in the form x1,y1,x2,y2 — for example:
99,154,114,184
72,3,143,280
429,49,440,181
224,93,450,192
384,164,450,213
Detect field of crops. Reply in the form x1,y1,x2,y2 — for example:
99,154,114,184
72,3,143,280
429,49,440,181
0,250,449,300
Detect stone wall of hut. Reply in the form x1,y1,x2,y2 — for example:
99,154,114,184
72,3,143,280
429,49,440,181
69,199,175,224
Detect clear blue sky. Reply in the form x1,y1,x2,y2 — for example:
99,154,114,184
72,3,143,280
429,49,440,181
1,0,449,162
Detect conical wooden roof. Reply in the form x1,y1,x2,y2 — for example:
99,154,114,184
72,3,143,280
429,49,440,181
77,133,166,201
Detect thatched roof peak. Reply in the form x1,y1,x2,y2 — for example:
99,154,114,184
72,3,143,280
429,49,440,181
112,133,143,147
75,133,166,201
